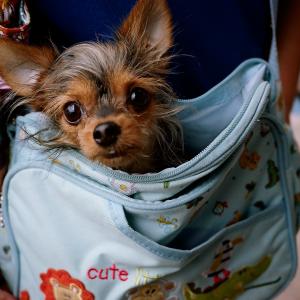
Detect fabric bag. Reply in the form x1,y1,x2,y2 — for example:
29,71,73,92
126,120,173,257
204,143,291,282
1,0,300,299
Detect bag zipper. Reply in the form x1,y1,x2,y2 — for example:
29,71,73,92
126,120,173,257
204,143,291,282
67,81,270,183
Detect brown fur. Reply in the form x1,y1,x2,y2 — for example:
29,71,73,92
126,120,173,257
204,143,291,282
0,0,183,173
0,40,56,96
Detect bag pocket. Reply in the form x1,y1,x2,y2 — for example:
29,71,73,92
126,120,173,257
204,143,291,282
110,201,296,299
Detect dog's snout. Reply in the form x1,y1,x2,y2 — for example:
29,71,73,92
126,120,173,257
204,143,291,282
93,122,121,147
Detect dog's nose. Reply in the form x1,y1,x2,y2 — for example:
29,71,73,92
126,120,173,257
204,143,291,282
93,122,121,147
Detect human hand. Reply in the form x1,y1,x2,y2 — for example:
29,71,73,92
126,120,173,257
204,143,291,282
0,290,16,300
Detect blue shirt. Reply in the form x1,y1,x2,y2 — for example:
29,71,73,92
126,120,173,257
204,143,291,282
29,0,271,98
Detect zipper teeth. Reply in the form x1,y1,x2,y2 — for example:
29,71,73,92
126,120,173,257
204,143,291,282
69,82,268,183
84,101,244,180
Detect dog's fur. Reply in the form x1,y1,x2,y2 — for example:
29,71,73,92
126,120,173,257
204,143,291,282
0,0,183,173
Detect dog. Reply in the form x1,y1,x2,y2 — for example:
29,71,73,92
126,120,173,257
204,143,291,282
0,0,183,174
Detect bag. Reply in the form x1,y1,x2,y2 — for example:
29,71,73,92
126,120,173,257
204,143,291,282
1,0,300,299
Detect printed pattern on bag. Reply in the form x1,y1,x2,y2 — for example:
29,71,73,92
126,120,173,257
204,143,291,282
40,269,94,300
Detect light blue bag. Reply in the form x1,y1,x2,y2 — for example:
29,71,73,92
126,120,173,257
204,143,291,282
1,0,300,299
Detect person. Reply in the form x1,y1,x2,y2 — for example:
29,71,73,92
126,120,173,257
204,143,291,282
278,0,300,120
0,0,300,298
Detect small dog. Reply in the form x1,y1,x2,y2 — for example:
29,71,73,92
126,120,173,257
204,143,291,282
0,0,183,174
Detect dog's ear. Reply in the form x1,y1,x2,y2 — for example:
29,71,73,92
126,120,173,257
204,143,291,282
118,0,173,56
0,39,56,96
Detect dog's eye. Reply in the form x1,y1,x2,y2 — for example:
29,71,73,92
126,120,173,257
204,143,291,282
127,87,150,112
63,101,82,125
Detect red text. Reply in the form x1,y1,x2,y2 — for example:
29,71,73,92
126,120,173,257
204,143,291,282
87,264,129,281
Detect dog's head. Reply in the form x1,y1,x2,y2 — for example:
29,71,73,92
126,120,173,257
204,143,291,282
0,0,182,173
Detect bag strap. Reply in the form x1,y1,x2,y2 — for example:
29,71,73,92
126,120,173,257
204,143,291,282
268,0,280,102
